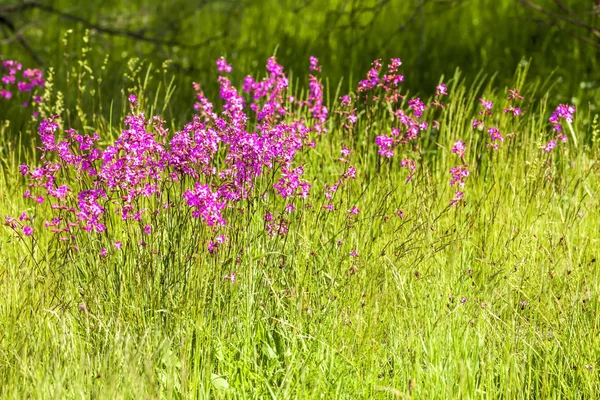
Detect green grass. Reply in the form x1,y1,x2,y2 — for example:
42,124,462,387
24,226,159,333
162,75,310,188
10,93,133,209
1,46,600,399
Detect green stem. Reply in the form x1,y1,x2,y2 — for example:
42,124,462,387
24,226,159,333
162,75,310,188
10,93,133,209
567,121,578,148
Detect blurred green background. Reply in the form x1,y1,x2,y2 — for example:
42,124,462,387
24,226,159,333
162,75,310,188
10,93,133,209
1,0,598,107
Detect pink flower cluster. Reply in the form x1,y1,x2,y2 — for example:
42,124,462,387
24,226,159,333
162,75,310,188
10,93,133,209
473,89,524,150
0,58,44,111
543,104,575,152
549,104,575,132
12,57,320,246
359,59,447,182
10,54,575,260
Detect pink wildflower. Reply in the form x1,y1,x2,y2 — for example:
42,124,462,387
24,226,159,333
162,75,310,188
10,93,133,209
452,140,466,158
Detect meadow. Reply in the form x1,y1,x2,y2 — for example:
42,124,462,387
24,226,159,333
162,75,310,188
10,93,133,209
1,1,600,398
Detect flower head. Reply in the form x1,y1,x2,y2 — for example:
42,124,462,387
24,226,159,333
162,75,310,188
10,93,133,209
436,83,448,96
452,140,466,158
309,56,322,72
216,57,232,73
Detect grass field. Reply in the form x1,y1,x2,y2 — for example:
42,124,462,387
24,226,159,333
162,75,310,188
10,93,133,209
1,4,600,398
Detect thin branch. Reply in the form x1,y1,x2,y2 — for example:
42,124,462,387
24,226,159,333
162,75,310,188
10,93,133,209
0,1,227,51
552,0,578,19
29,2,227,49
0,12,43,64
517,0,600,38
384,0,431,51
533,17,600,49
0,23,33,45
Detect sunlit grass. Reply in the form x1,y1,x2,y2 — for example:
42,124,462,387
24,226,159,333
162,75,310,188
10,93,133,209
0,50,599,399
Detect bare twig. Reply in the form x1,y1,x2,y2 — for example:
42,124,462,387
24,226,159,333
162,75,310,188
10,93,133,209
0,11,43,64
0,0,228,64
533,17,600,49
384,0,431,50
28,2,227,49
517,0,600,39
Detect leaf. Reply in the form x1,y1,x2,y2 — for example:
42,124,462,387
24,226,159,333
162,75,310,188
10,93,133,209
211,373,229,392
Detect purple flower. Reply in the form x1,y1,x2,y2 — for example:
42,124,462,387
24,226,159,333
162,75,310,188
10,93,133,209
309,56,322,72
408,98,426,118
340,95,352,107
487,127,503,145
358,59,381,92
99,248,108,257
344,166,357,179
472,119,485,131
5,216,17,229
349,250,359,257
452,140,466,158
349,206,360,215
144,225,152,234
114,241,123,250
543,140,557,153
388,58,402,73
549,104,575,132
224,272,236,283
479,98,493,112
436,83,448,96
23,226,33,236
184,183,226,226
451,191,464,205
216,57,232,73
18,164,29,176
375,135,394,158
449,165,469,187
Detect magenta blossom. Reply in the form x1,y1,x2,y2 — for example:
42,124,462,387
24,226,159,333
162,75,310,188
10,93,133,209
225,272,236,284
479,98,493,113
309,56,322,72
216,57,232,73
436,83,448,96
452,140,466,158
451,191,464,205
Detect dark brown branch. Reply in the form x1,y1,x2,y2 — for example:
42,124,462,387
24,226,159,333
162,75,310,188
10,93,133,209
552,0,578,19
517,0,600,38
0,1,227,53
0,11,43,64
533,17,600,49
383,0,431,51
28,2,227,49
